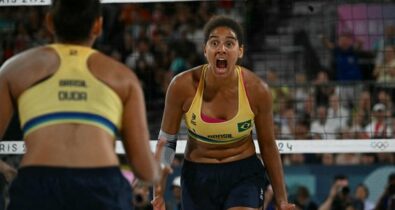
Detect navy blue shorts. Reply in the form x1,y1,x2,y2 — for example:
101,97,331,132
181,155,267,210
7,166,133,210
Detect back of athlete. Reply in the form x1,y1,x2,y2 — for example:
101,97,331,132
0,1,162,209
3,46,136,168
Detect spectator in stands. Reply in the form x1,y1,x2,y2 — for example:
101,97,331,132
349,111,369,139
374,173,395,210
364,103,392,139
335,152,360,165
372,45,395,102
354,184,374,210
354,90,372,129
310,105,341,139
126,37,163,103
120,32,135,62
292,72,310,113
320,32,363,82
321,153,335,166
276,99,296,140
149,30,172,94
170,27,198,68
374,90,393,118
313,70,334,107
292,186,318,210
375,152,394,165
185,18,205,55
267,68,290,114
274,120,284,140
320,32,363,108
373,45,395,83
318,175,363,210
166,176,182,210
328,94,350,129
372,25,395,67
302,94,316,121
359,153,377,165
13,22,32,54
125,38,155,71
169,49,190,76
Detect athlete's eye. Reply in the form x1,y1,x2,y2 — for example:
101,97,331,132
225,41,234,48
209,40,219,47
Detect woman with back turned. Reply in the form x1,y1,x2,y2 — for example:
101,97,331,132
0,0,162,209
152,16,295,210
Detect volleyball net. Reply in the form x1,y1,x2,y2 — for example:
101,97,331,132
0,139,394,155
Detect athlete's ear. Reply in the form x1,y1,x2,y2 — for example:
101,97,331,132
92,17,103,37
203,43,207,58
238,45,244,59
45,13,55,36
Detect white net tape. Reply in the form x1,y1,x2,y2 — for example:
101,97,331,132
0,139,394,154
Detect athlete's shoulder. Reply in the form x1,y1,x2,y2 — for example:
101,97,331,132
240,66,272,114
90,51,138,82
169,65,202,90
1,45,52,67
240,66,270,93
0,45,57,79
88,50,141,102
166,65,202,99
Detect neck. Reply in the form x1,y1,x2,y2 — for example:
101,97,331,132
205,64,238,90
55,38,94,47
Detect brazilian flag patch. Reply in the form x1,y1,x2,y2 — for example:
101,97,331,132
237,120,252,132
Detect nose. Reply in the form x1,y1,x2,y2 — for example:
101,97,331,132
216,43,227,53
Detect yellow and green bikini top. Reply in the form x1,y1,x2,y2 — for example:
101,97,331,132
184,65,255,144
18,44,123,138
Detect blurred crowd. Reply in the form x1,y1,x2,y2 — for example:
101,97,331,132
0,1,395,210
0,1,248,106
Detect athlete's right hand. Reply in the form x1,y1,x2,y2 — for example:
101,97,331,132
151,193,166,210
152,138,173,210
152,179,168,210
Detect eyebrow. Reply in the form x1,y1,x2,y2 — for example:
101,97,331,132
208,35,237,41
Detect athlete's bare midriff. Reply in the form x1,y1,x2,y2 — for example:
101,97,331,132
21,124,119,167
184,135,256,163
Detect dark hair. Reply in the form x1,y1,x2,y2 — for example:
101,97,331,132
50,0,101,42
203,15,244,46
334,174,348,181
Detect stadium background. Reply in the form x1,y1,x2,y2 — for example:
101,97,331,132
1,0,395,209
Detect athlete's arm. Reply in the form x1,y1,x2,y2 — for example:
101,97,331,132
161,75,187,135
152,74,187,210
0,60,15,139
120,68,160,184
252,78,292,209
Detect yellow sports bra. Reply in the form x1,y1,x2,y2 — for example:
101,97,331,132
184,65,255,144
18,44,123,138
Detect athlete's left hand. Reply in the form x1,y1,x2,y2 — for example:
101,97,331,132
277,202,296,210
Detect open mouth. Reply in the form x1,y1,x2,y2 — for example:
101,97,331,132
216,59,227,69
